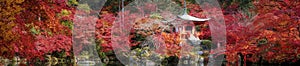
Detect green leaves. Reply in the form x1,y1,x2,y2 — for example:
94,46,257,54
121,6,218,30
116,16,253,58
258,38,268,45
201,40,212,45
150,13,163,19
61,20,73,30
195,25,201,31
30,27,40,34
67,0,79,6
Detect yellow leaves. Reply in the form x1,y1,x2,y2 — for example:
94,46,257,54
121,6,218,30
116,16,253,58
0,0,24,21
15,0,24,4
102,21,112,28
5,0,14,4
0,22,15,31
0,0,23,46
8,17,16,20
12,3,24,12
0,22,17,42
59,9,72,17
3,31,14,40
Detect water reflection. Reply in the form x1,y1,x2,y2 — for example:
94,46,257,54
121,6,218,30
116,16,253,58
0,61,296,66
0,61,103,66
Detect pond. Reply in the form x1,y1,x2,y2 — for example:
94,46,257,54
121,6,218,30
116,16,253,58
1,61,298,66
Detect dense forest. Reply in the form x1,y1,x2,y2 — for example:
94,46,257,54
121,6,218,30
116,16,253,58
0,0,300,66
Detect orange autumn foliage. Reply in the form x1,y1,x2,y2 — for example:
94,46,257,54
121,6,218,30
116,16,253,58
0,0,24,59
